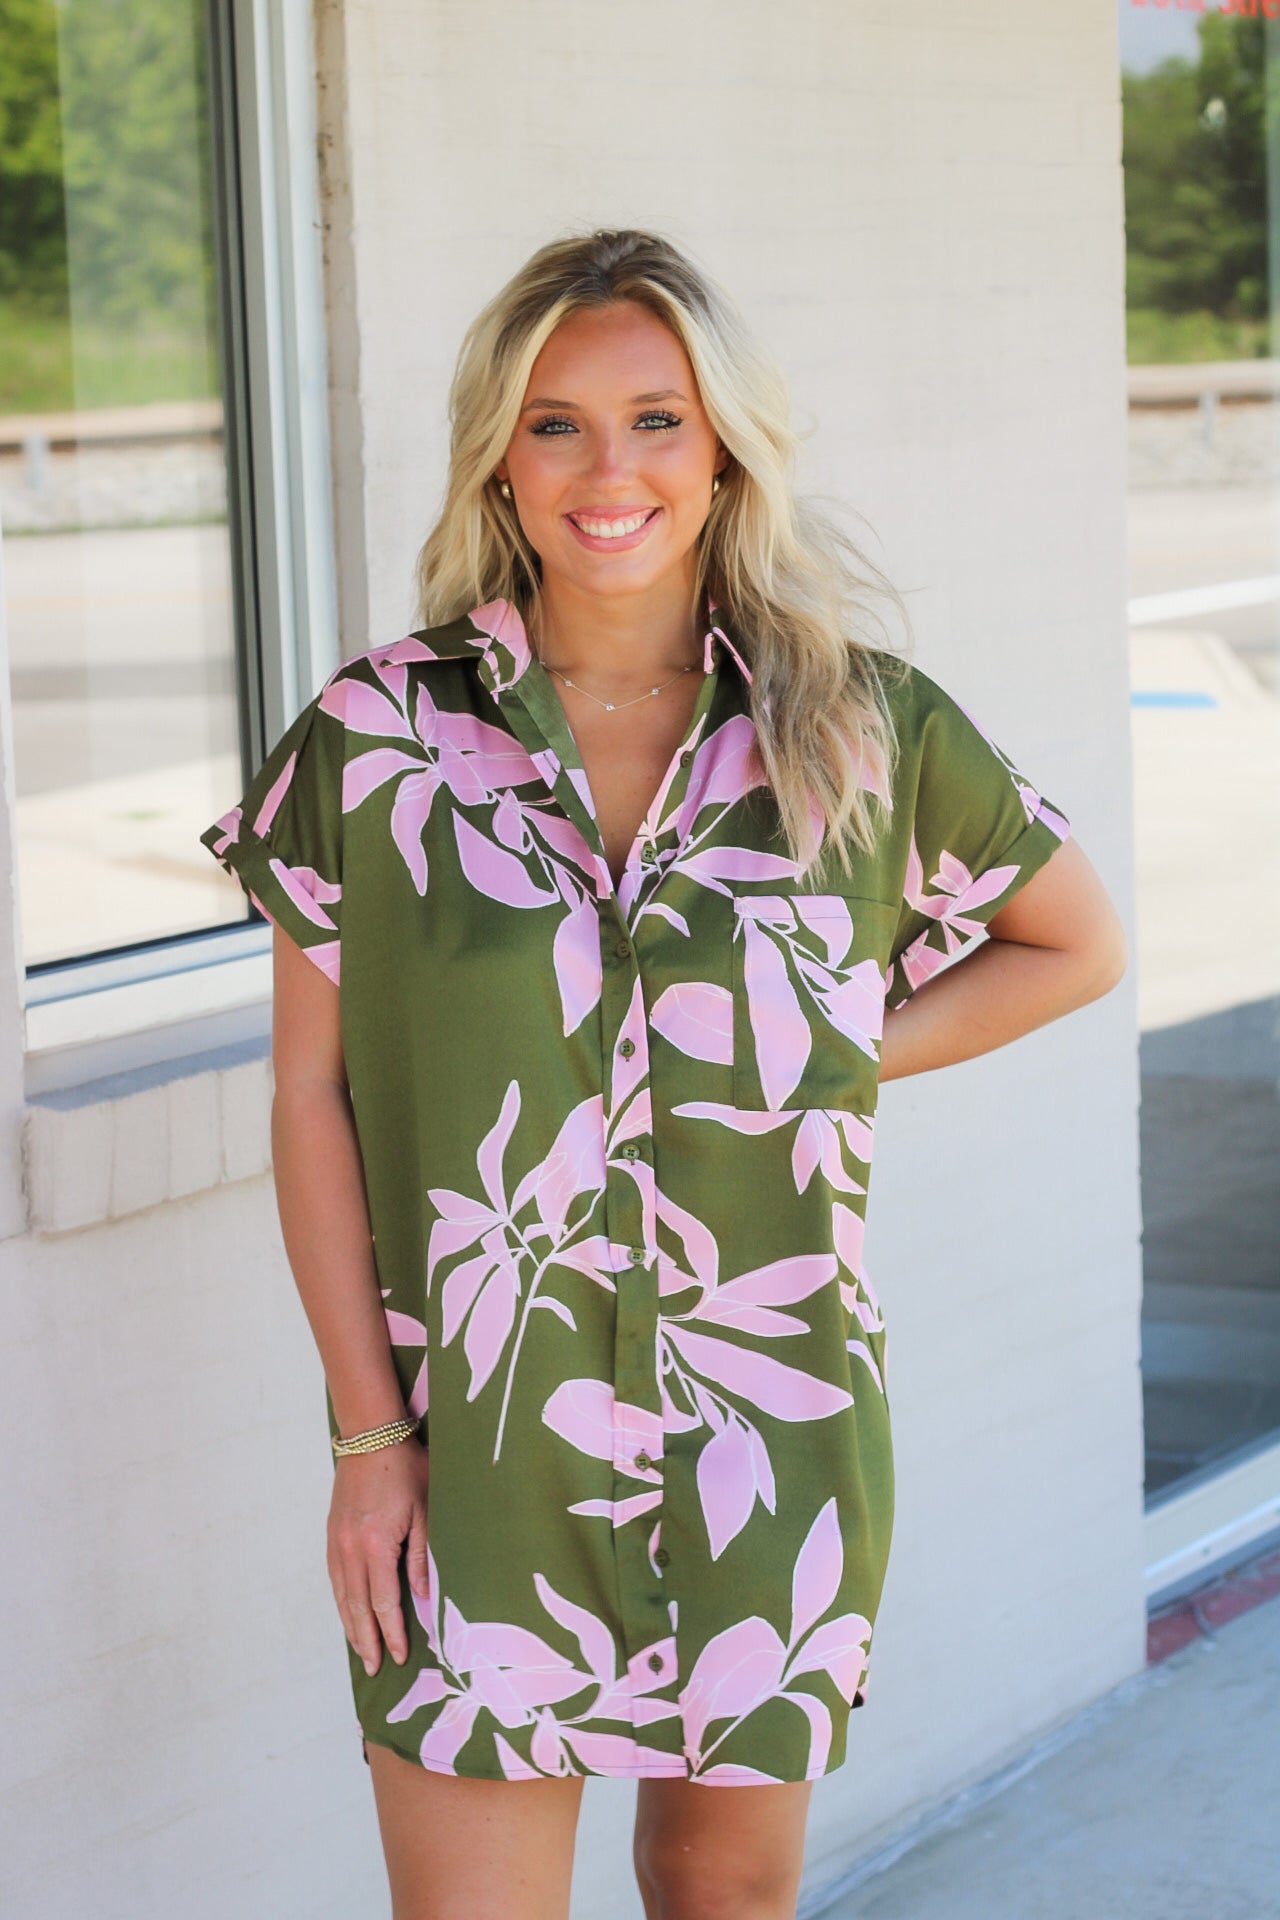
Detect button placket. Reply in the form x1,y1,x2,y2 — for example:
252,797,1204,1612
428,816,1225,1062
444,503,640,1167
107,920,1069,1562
596,917,668,1666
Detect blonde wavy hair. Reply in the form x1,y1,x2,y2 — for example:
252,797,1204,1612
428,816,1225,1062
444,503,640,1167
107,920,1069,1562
414,227,913,875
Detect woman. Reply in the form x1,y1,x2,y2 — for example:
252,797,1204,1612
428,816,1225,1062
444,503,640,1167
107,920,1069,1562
202,228,1126,1920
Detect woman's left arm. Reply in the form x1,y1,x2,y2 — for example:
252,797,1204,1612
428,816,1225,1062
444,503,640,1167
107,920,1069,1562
878,836,1128,1083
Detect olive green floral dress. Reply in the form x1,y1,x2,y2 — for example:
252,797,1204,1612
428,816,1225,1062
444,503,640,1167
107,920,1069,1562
200,597,1070,1785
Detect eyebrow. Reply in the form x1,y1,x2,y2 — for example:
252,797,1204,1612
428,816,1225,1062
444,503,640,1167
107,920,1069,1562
520,389,688,413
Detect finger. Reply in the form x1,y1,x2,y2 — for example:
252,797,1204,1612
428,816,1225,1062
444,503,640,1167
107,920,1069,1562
405,1504,430,1598
339,1554,383,1675
369,1555,408,1665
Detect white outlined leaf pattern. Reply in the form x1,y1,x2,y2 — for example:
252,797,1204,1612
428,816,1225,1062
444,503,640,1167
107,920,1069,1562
200,600,1071,1783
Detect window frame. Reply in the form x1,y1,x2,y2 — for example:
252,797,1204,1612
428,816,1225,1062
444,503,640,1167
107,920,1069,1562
16,0,337,1091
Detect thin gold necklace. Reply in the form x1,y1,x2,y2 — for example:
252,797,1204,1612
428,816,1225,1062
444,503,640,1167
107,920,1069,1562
540,658,700,712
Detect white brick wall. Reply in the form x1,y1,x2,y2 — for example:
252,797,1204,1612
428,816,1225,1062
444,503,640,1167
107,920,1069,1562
0,2,1142,1916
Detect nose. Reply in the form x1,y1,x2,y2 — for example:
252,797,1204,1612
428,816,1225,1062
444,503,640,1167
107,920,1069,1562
580,424,635,492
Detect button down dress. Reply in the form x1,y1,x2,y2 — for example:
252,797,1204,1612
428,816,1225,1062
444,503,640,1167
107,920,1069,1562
200,598,1071,1785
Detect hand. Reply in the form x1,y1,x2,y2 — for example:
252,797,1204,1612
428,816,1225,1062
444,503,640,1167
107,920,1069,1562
327,1436,431,1677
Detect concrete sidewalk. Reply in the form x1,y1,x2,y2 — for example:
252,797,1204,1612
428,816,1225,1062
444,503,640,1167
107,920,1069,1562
811,1585,1280,1920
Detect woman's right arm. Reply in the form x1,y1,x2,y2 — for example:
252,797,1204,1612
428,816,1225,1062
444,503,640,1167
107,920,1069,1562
270,923,431,1676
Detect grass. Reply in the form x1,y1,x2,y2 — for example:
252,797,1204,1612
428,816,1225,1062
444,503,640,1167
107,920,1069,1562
0,299,219,415
1126,306,1273,365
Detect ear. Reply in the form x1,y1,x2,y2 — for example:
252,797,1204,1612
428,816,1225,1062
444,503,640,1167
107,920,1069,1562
713,445,731,478
492,460,509,484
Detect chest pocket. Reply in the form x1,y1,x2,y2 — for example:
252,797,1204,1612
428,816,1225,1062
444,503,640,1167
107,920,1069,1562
730,893,897,1113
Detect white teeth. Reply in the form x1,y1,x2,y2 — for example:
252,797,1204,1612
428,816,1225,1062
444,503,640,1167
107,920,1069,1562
573,512,651,539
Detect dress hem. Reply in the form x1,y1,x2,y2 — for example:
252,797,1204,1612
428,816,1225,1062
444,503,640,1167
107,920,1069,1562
359,1729,839,1785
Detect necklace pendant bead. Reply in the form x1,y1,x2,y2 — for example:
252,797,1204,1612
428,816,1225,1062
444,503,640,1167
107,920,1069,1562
604,702,615,711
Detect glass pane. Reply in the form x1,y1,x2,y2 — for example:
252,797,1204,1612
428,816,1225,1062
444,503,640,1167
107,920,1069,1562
1121,5,1280,1498
0,0,249,965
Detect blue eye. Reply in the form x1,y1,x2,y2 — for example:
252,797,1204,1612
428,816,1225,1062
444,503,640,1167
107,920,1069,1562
529,415,576,436
638,411,682,432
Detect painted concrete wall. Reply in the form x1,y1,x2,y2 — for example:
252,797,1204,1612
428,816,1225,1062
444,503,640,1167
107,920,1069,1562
0,2,1143,1916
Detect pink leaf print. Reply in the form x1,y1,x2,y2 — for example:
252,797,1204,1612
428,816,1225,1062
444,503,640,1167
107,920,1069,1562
715,1253,836,1309
462,1262,519,1399
511,1095,605,1235
816,958,886,1054
785,1614,872,1703
691,1298,809,1338
697,1763,786,1785
531,1572,617,1685
253,752,296,835
680,846,798,892
832,1200,865,1278
697,1418,760,1560
789,1496,843,1644
266,858,339,930
656,1187,719,1293
390,770,438,895
682,714,768,813
547,1234,619,1290
454,812,560,909
793,895,853,966
783,1687,833,1775
385,1666,450,1720
611,978,650,1109
320,674,414,739
443,1251,498,1344
671,1101,798,1135
494,1733,542,1780
741,917,811,1108
343,746,423,810
411,1696,482,1770
209,804,241,854
469,596,533,689
650,982,734,1065
552,893,604,1036
564,1730,679,1772
664,1327,853,1422
477,1079,520,1211
680,1616,787,1755
530,1296,576,1331
568,1490,664,1526
542,1378,663,1475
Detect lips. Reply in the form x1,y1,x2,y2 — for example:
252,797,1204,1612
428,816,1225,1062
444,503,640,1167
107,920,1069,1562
566,507,659,540
562,506,663,557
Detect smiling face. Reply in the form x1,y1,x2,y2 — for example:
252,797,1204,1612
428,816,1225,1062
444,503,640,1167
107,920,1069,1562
494,300,728,608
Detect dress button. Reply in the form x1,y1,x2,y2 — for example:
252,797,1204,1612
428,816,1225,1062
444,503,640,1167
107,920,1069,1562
621,1143,641,1160
641,845,658,864
647,1652,664,1673
629,1246,646,1265
634,1451,652,1472
615,940,631,958
679,750,693,767
618,1038,635,1057
654,1546,670,1567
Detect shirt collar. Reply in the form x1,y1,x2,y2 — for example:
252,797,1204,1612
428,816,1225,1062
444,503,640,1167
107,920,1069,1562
388,595,754,695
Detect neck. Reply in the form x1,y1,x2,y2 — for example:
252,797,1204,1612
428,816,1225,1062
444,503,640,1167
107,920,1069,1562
530,570,707,683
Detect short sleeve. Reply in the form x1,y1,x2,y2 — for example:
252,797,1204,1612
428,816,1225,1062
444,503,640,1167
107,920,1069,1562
199,688,346,984
885,666,1072,1011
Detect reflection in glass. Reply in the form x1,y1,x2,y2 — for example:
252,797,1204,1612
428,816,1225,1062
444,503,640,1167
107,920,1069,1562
1121,6,1280,1497
0,0,248,965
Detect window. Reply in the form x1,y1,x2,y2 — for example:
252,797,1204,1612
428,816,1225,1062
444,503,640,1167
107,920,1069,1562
1,0,335,1056
1120,1,1280,1585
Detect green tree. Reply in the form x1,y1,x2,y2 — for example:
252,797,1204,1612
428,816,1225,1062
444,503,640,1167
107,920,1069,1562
1122,11,1271,354
0,0,67,304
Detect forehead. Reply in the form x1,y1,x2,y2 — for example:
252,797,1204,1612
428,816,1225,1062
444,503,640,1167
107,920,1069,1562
525,300,694,395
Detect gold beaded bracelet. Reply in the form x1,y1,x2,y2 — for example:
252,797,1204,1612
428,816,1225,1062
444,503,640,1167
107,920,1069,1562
331,1415,421,1457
